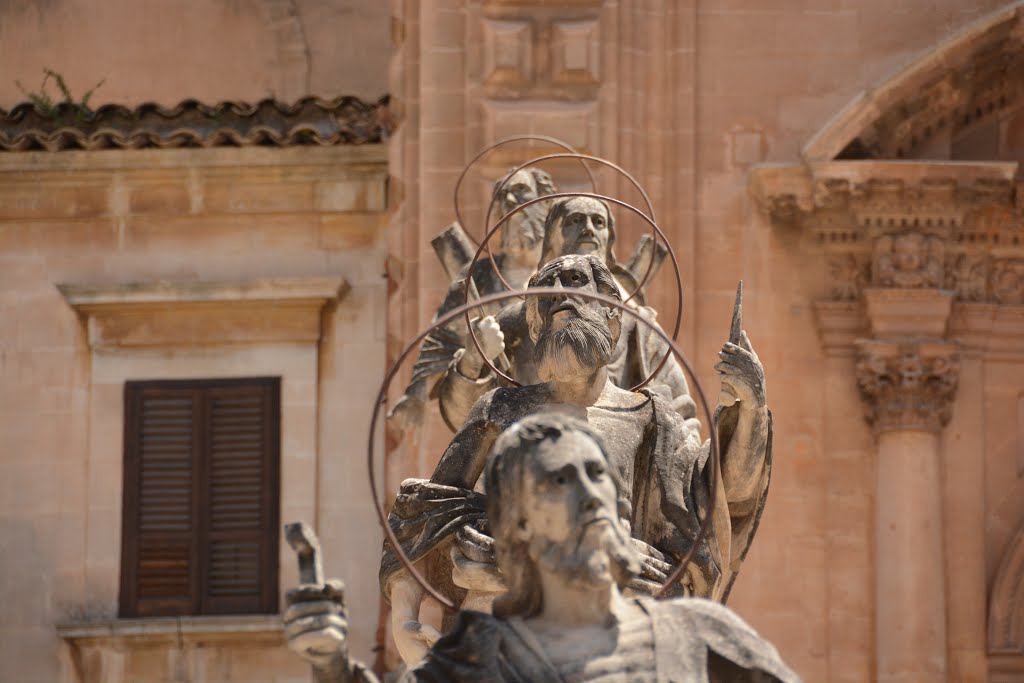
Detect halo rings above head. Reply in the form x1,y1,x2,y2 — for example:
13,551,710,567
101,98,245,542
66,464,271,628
484,153,661,303
464,191,683,391
369,287,719,609
452,135,597,246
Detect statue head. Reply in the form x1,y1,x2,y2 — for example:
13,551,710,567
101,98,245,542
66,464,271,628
525,254,622,383
892,232,925,272
540,197,618,268
493,168,558,258
484,414,642,619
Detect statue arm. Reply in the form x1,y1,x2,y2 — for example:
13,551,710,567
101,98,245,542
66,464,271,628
430,391,499,489
437,349,498,432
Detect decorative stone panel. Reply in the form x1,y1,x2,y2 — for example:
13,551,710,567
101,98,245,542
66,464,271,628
482,19,533,87
550,19,600,86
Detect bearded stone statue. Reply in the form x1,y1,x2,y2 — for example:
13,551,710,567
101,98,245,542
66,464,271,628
285,415,795,683
381,255,773,664
387,167,557,432
435,196,696,432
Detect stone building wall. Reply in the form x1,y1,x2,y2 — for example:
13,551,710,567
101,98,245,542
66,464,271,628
4,1,1024,683
0,145,389,683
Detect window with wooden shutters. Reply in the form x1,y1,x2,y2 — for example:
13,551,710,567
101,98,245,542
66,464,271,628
120,378,280,617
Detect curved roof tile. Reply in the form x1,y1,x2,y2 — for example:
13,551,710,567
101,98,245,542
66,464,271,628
0,95,389,151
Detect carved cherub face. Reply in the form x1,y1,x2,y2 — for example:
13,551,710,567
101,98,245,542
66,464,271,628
893,233,924,271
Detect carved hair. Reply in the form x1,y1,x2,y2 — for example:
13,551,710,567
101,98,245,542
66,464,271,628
525,254,622,344
540,196,618,267
484,414,626,619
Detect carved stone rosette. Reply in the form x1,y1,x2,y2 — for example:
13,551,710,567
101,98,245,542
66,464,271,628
854,340,960,433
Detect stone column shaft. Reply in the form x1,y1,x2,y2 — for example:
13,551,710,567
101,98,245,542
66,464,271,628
875,429,947,683
855,290,959,683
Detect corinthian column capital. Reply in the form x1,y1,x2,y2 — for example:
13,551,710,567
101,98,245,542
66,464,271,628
854,340,960,433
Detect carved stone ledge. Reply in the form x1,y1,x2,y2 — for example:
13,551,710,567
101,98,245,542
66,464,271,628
854,340,960,433
813,300,867,356
56,614,284,646
863,288,953,337
58,277,349,349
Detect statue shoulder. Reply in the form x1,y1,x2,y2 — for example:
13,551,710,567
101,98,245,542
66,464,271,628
641,598,802,683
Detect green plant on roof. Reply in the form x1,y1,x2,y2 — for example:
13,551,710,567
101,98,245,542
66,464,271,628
15,68,106,120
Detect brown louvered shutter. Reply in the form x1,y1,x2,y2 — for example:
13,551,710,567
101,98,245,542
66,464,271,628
201,383,279,614
120,378,279,617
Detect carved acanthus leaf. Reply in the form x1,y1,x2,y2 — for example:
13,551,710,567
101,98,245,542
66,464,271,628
991,259,1024,305
854,341,960,433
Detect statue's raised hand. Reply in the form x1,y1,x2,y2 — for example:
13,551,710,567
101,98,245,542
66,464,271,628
456,315,505,377
715,330,766,409
284,579,349,671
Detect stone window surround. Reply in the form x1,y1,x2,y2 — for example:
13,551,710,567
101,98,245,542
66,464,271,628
56,276,347,644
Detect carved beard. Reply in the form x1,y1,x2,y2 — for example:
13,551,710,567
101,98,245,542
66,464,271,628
530,516,641,590
535,302,615,382
500,199,547,255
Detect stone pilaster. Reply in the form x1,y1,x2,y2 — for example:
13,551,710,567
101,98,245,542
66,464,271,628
754,163,1019,683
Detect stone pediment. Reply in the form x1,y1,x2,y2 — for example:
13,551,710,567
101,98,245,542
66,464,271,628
802,2,1024,161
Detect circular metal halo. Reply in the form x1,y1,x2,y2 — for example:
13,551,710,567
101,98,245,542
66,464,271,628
464,191,683,392
484,153,660,305
452,135,597,246
369,286,719,609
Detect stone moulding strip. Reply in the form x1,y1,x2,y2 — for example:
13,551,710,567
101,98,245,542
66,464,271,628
58,276,349,349
56,614,284,645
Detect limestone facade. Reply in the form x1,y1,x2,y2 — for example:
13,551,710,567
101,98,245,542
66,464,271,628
4,1,1024,682
0,145,389,682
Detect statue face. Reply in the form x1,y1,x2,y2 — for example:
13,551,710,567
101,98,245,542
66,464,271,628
498,169,540,215
552,197,611,260
533,257,601,330
519,432,628,587
498,170,547,256
530,258,616,381
521,432,617,543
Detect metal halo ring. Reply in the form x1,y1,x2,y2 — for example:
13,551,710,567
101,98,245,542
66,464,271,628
369,286,719,609
464,192,683,392
483,153,659,305
452,135,596,245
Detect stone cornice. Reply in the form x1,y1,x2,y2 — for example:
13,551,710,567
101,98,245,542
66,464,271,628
59,276,348,349
56,614,284,646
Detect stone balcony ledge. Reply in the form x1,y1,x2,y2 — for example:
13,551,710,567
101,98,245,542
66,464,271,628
57,614,284,645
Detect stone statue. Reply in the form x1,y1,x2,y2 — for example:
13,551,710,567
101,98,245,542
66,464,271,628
387,167,558,433
382,254,773,663
286,415,798,683
436,196,694,431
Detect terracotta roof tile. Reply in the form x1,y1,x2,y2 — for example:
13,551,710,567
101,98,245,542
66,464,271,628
0,95,389,152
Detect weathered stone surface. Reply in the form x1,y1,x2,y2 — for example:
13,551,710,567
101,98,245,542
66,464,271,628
286,414,798,683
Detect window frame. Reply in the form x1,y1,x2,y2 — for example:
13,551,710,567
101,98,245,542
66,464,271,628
119,377,281,618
